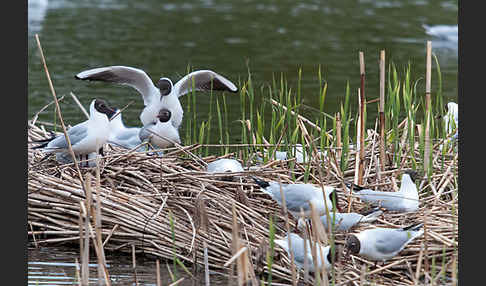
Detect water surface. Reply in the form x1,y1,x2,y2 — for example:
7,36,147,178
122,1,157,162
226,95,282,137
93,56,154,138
28,0,458,134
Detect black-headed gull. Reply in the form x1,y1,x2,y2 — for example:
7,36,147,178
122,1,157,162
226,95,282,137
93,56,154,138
138,108,181,149
206,158,244,173
32,99,116,163
275,233,337,272
75,66,238,128
108,109,144,151
298,208,384,232
345,222,424,262
346,170,420,213
252,177,341,217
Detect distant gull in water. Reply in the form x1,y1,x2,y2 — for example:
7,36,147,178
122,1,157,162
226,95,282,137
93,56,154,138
423,24,458,42
75,66,239,129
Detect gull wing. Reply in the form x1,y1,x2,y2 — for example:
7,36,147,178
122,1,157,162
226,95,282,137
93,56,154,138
173,70,238,98
75,66,159,106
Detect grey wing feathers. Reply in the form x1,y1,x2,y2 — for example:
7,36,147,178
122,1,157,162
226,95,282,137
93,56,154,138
271,184,316,212
75,66,157,106
45,124,88,150
174,70,238,97
374,230,411,254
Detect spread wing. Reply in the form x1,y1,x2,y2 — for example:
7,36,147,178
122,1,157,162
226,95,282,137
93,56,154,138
75,66,159,106
173,70,238,98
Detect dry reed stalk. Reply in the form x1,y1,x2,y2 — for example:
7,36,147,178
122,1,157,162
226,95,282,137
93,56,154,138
94,164,109,285
203,241,210,286
132,244,139,286
424,41,432,174
80,201,89,286
70,92,90,120
34,34,85,185
156,259,161,286
379,50,387,171
31,94,66,126
28,116,458,285
168,278,185,286
336,112,342,159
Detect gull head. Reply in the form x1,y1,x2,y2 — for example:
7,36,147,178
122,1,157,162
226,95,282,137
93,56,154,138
157,77,173,98
157,108,172,123
345,234,360,256
403,169,421,183
94,98,116,119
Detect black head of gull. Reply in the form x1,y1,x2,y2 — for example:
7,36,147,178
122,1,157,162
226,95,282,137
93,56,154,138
94,98,116,119
403,169,421,183
157,78,173,96
345,234,360,256
157,108,172,123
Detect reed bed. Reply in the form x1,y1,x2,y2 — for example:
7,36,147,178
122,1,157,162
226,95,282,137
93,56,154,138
28,117,457,285
28,38,457,285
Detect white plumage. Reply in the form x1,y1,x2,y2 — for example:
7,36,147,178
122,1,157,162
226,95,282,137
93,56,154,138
75,66,238,130
275,233,335,272
345,223,424,262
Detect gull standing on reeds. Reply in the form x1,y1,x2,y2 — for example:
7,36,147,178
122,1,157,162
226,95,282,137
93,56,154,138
75,66,238,129
252,177,341,218
297,208,384,232
31,99,116,165
138,108,181,150
275,233,338,272
346,170,421,213
108,108,144,151
345,222,424,262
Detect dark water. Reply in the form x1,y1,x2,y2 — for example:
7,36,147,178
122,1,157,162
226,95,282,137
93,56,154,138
28,245,228,285
28,0,457,283
28,0,457,133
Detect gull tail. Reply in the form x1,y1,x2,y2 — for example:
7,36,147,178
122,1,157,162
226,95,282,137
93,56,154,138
344,182,367,192
402,222,424,241
252,176,270,189
360,208,384,222
30,139,54,149
402,222,424,232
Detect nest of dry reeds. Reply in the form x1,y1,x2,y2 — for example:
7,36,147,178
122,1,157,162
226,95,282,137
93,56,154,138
27,117,458,285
